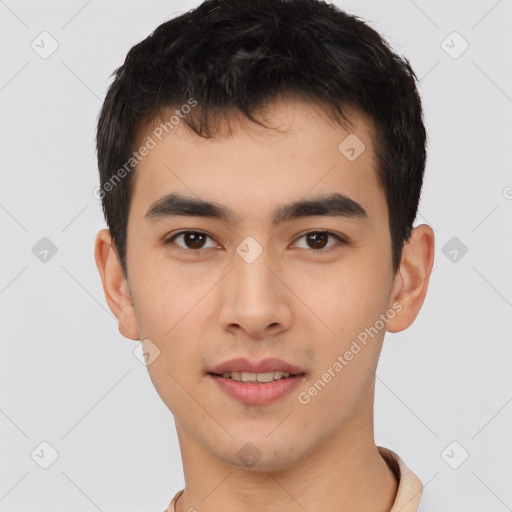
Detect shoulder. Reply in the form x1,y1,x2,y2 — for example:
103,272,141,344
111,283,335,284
163,488,184,512
377,446,423,512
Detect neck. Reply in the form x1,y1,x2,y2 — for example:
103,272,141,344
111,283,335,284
174,382,398,512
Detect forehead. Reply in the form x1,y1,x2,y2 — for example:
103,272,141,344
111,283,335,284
129,97,386,224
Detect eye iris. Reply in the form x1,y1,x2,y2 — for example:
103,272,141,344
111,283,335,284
307,232,328,249
185,232,206,249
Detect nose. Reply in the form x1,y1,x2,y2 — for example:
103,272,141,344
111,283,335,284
217,245,293,339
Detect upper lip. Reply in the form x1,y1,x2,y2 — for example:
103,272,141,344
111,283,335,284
208,357,306,375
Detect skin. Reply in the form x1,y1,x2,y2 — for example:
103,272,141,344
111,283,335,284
95,97,435,512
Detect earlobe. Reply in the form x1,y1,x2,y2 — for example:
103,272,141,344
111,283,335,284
386,224,435,333
94,229,140,340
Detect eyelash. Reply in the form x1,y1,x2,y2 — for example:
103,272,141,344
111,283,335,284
163,230,348,255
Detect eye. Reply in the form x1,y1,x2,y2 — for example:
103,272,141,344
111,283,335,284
163,229,347,254
293,230,347,251
164,231,219,252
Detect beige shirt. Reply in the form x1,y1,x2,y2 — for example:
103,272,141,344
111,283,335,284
164,446,423,512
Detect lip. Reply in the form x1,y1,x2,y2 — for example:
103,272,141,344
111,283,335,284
209,373,306,405
208,357,306,375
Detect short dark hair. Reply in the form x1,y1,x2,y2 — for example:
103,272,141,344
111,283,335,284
96,0,427,278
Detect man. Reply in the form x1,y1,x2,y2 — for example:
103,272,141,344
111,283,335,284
94,1,435,510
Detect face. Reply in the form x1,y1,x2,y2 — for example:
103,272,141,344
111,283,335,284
97,98,426,471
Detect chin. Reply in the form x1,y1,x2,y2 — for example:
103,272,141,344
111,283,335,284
228,452,302,472
215,436,308,473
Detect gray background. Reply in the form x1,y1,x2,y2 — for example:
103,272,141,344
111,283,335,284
1,0,511,510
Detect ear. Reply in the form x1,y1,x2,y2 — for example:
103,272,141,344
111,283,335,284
386,224,435,333
94,229,140,340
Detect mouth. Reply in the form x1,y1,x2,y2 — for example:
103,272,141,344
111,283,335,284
207,370,306,383
206,357,307,405
207,357,307,377
208,371,306,405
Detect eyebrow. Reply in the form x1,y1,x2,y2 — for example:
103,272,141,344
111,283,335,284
144,192,368,225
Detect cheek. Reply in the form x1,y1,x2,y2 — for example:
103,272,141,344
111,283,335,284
297,255,391,394
297,255,390,334
130,256,205,334
129,263,211,388
298,270,387,419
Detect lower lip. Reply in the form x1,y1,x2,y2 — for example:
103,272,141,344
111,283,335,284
209,374,306,405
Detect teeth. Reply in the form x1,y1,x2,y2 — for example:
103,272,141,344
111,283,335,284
242,371,257,382
220,371,292,382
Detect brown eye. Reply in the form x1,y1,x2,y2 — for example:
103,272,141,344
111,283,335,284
294,231,346,251
306,232,329,249
184,232,206,249
165,231,217,251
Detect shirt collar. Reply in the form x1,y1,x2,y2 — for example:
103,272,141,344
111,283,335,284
377,446,424,512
